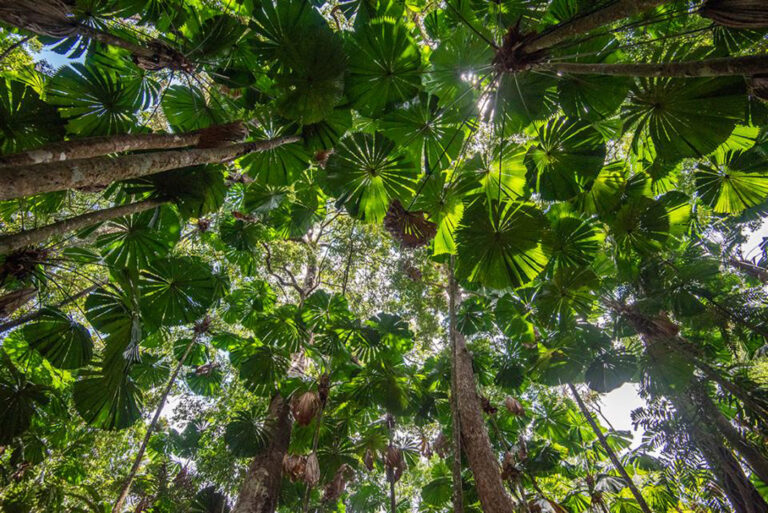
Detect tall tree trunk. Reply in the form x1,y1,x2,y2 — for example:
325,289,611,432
525,0,672,53
112,336,198,513
0,0,191,71
0,288,36,319
568,383,653,513
0,198,166,255
0,122,247,167
0,136,300,201
451,280,515,512
664,380,768,513
540,54,768,77
232,395,292,513
0,35,31,63
0,284,98,333
447,260,465,513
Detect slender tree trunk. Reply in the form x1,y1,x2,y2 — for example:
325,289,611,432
0,284,98,333
0,136,300,201
0,287,36,319
568,383,653,513
451,277,515,512
388,470,397,513
0,122,246,167
525,0,672,53
0,198,166,255
0,35,31,63
540,54,768,77
232,394,292,513
112,336,198,513
447,259,465,513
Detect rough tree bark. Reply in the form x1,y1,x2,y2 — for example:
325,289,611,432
700,0,768,29
451,279,515,512
447,260,465,513
541,54,768,77
568,383,653,513
0,136,300,201
525,0,672,53
0,198,166,255
0,0,192,71
232,395,292,513
112,335,199,513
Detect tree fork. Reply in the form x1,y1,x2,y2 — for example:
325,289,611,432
0,198,166,255
524,0,672,53
0,136,300,201
568,383,653,513
540,54,768,77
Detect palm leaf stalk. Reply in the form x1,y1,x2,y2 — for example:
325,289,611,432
0,136,300,201
568,383,653,513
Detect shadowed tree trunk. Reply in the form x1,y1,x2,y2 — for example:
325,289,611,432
541,54,768,77
568,383,653,513
0,198,166,255
450,270,515,513
700,0,768,29
0,122,246,167
0,288,36,319
525,0,672,53
0,136,300,201
0,0,192,71
232,395,292,513
728,258,768,284
112,334,200,513
447,260,465,513
0,284,98,333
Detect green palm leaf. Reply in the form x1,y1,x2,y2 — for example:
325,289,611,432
0,78,64,154
695,145,768,213
22,307,93,370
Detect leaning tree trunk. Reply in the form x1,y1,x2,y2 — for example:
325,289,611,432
0,284,98,333
540,54,768,77
0,136,300,201
0,287,36,319
0,0,192,71
112,335,199,513
450,274,515,512
699,0,768,29
0,198,166,255
447,260,465,513
524,0,672,53
0,122,246,167
232,395,293,513
568,384,653,513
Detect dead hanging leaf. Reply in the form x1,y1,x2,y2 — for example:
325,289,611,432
363,448,376,471
0,288,36,318
383,200,437,249
504,397,525,416
194,362,219,376
419,435,432,458
433,432,449,459
384,446,405,483
305,453,320,487
480,396,497,415
516,438,528,462
1,248,49,284
314,149,334,168
403,263,422,282
197,218,211,233
318,373,331,406
292,391,321,426
699,0,768,29
283,454,307,482
501,451,520,481
322,464,354,503
751,74,768,102
196,121,248,149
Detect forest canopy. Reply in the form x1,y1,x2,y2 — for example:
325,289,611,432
1,0,768,512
